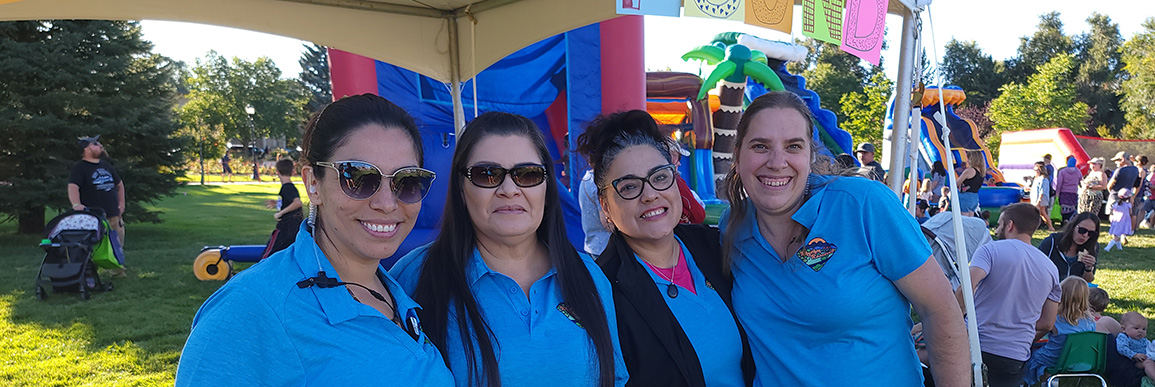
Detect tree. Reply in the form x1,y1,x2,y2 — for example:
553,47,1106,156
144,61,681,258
182,52,308,180
988,53,1089,153
0,20,185,233
299,43,332,114
839,70,893,153
940,39,1005,107
1005,12,1075,86
1120,18,1155,139
787,38,870,123
1073,13,1126,137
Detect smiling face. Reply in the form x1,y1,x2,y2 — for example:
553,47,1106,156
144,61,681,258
601,145,682,245
463,135,547,245
736,108,813,218
303,124,422,263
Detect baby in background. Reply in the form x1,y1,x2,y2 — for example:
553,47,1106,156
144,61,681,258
1115,311,1155,381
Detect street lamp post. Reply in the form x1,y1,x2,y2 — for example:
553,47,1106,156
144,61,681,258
245,104,260,181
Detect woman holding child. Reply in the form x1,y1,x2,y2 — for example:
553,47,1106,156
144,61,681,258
719,92,969,386
576,110,752,386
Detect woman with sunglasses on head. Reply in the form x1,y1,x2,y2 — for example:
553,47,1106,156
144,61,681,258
575,110,752,387
389,112,626,387
176,94,452,386
719,92,969,386
1036,211,1100,283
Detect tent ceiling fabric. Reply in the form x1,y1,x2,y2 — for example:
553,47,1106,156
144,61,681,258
0,0,617,82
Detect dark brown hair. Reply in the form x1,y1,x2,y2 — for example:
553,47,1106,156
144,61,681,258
1001,202,1041,234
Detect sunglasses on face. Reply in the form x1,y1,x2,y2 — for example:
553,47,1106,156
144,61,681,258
1076,226,1098,237
314,161,435,203
609,164,676,200
462,164,547,188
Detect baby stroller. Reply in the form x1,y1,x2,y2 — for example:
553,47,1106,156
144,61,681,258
34,209,114,301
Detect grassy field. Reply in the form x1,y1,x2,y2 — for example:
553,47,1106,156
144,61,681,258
0,185,1152,386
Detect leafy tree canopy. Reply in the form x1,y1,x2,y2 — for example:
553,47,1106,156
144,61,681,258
940,39,1005,107
988,53,1089,139
1074,13,1126,136
1005,12,1074,85
1120,18,1155,139
839,70,893,155
299,43,332,114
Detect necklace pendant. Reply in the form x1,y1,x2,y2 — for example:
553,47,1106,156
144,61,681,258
666,283,679,298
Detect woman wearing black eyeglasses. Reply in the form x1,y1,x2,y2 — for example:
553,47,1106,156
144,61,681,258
1036,211,1100,283
390,112,626,387
575,110,752,387
177,94,453,386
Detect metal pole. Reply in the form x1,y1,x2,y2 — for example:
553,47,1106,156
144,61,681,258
448,16,466,137
887,7,918,195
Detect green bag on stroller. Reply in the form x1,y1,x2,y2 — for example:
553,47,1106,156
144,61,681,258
92,220,124,270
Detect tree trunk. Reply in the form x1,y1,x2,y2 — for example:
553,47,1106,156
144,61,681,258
18,205,45,234
713,79,747,199
199,147,206,185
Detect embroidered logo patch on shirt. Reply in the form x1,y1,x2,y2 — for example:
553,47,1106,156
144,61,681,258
556,302,584,329
797,237,837,272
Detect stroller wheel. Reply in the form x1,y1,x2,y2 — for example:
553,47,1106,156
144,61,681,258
80,289,90,301
35,286,46,301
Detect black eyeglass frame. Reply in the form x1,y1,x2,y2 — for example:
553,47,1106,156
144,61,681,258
461,163,548,189
607,164,677,200
314,160,436,203
1075,226,1098,237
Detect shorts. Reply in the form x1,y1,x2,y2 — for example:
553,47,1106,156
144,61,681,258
958,192,980,213
222,164,233,174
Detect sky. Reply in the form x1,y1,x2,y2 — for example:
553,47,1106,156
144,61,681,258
140,0,1150,85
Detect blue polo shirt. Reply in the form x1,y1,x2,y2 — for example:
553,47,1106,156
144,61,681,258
634,237,744,387
721,175,930,386
176,225,453,386
391,244,629,387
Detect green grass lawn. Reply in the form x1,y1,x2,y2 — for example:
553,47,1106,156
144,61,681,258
0,185,1152,386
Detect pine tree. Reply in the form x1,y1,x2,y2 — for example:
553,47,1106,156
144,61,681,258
1074,13,1126,137
1005,12,1075,86
940,39,1005,107
0,20,185,233
299,43,332,114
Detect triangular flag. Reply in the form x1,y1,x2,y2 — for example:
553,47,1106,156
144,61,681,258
839,0,886,65
616,0,681,16
745,0,793,34
684,0,746,22
800,0,845,45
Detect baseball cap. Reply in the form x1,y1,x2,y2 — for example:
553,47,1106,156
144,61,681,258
1089,157,1106,165
78,135,100,149
855,142,876,154
1112,151,1129,161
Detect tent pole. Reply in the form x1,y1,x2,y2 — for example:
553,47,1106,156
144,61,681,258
887,8,917,195
448,16,466,137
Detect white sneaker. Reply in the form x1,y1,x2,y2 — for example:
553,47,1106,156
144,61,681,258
1105,241,1116,251
1141,220,1151,229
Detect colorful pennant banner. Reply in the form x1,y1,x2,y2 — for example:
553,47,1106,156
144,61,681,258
801,0,845,45
744,0,793,34
840,0,886,65
615,0,681,17
683,0,746,22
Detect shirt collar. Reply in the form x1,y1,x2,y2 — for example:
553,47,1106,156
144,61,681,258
290,223,420,325
465,246,557,287
728,173,829,244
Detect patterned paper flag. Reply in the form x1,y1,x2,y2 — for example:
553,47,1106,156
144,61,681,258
745,0,793,34
800,0,845,45
839,0,886,65
684,0,746,22
616,0,681,16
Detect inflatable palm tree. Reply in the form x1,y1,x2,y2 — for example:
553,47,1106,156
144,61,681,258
683,33,786,191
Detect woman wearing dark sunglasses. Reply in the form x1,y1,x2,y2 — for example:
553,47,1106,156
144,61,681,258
575,110,752,387
1036,211,1100,283
177,94,452,386
390,112,626,387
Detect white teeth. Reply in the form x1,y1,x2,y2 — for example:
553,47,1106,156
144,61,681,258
641,208,666,218
361,222,397,233
759,177,790,187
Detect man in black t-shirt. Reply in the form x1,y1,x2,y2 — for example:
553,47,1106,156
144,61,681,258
855,142,886,182
68,136,127,273
262,158,303,257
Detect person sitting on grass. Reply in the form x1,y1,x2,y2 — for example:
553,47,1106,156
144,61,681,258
1023,276,1098,385
261,158,304,258
1115,312,1155,382
1089,287,1122,335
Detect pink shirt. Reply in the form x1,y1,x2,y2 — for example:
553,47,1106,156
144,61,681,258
642,248,696,295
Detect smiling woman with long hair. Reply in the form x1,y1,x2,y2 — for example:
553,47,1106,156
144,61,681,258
177,94,452,386
390,112,626,387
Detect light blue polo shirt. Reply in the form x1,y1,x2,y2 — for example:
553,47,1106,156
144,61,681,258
721,175,930,387
634,237,745,387
391,244,629,387
176,225,454,386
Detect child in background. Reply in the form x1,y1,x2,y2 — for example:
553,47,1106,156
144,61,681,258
915,200,930,224
1024,276,1099,385
1107,188,1134,251
1115,312,1155,382
261,159,304,258
1089,287,1123,334
938,186,951,213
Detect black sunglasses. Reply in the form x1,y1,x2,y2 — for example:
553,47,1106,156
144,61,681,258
1075,226,1098,237
462,164,547,188
315,161,435,203
609,164,676,200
